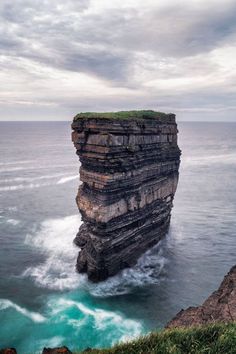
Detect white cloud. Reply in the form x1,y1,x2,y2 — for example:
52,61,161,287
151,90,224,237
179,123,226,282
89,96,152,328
0,0,236,121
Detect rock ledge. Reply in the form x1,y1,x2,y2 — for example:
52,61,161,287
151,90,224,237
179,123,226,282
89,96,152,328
167,265,236,328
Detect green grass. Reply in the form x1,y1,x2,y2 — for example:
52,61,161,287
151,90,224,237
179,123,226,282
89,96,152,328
73,110,172,121
75,323,236,354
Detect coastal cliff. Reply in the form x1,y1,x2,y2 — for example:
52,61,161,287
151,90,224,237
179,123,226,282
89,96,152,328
166,265,236,328
71,111,181,282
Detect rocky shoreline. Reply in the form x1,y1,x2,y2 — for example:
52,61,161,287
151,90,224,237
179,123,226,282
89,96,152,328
166,265,236,328
71,111,181,281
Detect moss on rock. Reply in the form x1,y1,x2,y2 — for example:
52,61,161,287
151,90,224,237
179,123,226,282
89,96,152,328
73,110,173,121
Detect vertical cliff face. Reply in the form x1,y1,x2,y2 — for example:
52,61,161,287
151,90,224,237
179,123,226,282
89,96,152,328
71,111,181,282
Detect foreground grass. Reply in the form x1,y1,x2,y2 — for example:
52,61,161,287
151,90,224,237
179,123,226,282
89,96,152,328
76,323,236,354
73,110,171,121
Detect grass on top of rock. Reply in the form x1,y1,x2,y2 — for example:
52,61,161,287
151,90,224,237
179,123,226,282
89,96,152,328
75,322,236,354
73,110,172,121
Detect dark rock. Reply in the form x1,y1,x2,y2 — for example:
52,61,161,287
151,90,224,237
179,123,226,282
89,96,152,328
166,265,236,328
72,111,181,281
0,349,17,354
42,346,72,354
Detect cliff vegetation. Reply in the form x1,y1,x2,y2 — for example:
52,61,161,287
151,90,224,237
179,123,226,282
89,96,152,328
76,323,236,354
73,110,172,121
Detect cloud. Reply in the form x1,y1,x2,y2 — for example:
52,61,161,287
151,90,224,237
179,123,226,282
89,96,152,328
0,0,236,120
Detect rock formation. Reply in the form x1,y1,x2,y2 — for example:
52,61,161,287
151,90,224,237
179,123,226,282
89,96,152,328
0,349,17,354
167,265,236,328
71,111,181,282
42,347,72,354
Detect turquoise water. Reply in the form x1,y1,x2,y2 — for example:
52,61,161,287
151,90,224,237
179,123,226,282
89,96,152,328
0,122,236,353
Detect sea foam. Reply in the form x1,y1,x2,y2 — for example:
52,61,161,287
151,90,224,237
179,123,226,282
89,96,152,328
23,213,167,296
47,298,143,345
0,299,46,323
23,215,81,290
86,242,167,297
57,175,78,184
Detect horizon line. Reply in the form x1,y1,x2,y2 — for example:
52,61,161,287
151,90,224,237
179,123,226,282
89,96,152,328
0,120,236,123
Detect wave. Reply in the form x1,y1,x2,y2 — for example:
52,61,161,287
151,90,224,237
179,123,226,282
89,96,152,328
0,182,52,192
0,299,46,323
182,153,236,167
0,173,70,184
22,209,167,295
57,175,78,184
6,218,20,226
0,174,79,192
0,163,77,173
0,167,24,173
0,160,34,166
86,242,167,297
48,298,143,344
23,215,81,290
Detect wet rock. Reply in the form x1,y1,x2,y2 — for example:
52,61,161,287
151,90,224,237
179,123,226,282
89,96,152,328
72,111,181,282
166,265,236,328
0,349,17,354
42,346,72,354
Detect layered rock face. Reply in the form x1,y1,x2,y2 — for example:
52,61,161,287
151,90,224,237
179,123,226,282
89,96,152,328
71,111,181,282
167,265,236,328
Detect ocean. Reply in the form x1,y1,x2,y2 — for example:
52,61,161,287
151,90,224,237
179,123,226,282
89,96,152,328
0,121,235,354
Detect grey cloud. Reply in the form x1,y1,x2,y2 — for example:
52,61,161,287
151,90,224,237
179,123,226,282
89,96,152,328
0,0,236,121
1,0,235,79
106,3,236,57
0,0,131,82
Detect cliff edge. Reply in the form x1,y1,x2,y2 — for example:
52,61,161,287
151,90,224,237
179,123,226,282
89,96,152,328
167,265,236,328
71,110,181,282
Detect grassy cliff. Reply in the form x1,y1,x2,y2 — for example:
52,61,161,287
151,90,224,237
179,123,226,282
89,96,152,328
73,110,172,121
76,323,236,354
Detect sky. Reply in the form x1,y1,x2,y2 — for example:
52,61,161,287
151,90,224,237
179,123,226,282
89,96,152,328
0,0,236,121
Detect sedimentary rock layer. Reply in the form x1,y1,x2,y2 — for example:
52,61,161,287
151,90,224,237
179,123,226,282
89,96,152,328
166,265,236,328
71,111,181,282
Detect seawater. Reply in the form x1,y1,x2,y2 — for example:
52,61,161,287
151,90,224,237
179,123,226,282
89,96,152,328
0,121,236,354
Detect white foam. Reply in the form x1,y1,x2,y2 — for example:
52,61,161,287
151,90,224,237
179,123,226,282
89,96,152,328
7,206,18,211
0,160,34,166
22,214,167,295
182,153,236,167
0,173,79,191
0,163,77,173
36,336,65,352
86,243,167,297
23,215,81,290
0,182,52,192
49,298,143,343
6,218,20,226
0,299,46,323
0,173,70,184
57,175,78,184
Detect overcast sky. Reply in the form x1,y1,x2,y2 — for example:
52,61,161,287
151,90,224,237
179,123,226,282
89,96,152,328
0,0,236,121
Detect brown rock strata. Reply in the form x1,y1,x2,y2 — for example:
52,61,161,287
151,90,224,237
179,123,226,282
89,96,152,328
72,111,181,282
42,347,72,354
166,265,236,328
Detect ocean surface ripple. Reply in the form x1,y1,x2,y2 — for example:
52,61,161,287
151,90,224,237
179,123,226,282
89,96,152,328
0,121,236,354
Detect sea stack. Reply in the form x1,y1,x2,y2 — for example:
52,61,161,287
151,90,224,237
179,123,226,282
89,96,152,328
71,111,181,282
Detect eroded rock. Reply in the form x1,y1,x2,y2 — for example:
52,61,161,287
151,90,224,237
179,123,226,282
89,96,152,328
166,265,236,328
72,111,181,281
0,349,17,354
42,346,72,354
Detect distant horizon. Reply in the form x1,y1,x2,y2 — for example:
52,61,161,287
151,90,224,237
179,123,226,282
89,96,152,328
1,119,236,123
